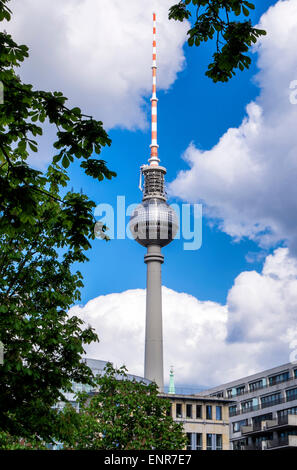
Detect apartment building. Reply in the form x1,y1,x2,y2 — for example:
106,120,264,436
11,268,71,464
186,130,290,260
160,393,233,450
199,362,297,450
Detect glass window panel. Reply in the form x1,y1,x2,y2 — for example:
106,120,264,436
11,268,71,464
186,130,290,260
176,403,182,418
269,371,289,386
196,405,202,419
196,433,202,450
206,405,212,420
206,434,212,450
286,388,297,401
186,404,192,418
216,406,222,420
216,434,222,450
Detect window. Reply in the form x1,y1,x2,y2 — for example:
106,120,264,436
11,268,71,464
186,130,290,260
278,430,297,443
206,405,212,420
186,433,192,451
261,392,282,408
286,388,297,402
176,403,182,418
206,434,221,450
211,391,223,398
216,434,222,450
249,379,264,392
229,405,237,417
233,439,248,451
254,434,273,449
233,419,248,433
241,400,253,412
294,369,297,379
269,371,289,386
196,405,202,419
216,406,222,420
227,385,245,397
186,404,192,418
236,385,245,396
278,406,297,419
252,413,272,426
196,433,202,450
206,434,213,450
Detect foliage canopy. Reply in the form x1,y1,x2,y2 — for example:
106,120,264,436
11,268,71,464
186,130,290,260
0,0,115,441
60,363,187,450
169,0,266,82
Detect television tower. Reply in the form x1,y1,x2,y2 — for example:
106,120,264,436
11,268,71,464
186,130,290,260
130,13,178,391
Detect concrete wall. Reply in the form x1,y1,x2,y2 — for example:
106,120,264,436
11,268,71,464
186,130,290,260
167,396,231,450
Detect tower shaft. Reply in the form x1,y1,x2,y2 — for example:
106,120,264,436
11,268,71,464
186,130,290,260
144,244,164,391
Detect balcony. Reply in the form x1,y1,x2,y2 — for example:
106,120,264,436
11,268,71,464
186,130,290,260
241,425,253,434
230,394,296,417
227,375,297,404
242,443,263,450
278,414,297,427
227,389,246,399
261,396,285,409
266,435,297,449
286,393,297,403
241,419,277,434
240,435,297,450
240,414,297,437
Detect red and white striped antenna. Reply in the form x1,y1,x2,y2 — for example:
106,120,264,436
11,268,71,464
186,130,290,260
149,12,160,166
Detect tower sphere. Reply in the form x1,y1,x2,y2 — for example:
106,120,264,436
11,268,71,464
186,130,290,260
129,198,179,247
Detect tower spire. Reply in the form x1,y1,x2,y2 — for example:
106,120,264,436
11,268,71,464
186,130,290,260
149,12,159,166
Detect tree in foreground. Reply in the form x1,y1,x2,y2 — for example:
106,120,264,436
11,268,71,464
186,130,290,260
0,0,115,443
60,363,187,450
169,0,266,82
0,431,47,450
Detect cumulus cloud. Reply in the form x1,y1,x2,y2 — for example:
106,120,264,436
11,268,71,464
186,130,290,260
169,0,297,253
69,248,297,388
6,0,187,132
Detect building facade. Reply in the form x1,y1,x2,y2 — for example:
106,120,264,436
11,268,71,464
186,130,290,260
55,359,234,450
199,362,297,450
160,393,233,450
54,358,150,412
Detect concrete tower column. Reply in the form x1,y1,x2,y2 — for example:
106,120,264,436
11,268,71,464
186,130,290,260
144,244,164,391
129,14,178,394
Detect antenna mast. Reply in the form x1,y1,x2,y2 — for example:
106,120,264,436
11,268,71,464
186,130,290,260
149,12,160,166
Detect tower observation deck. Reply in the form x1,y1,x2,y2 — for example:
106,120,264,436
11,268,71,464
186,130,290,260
129,13,178,391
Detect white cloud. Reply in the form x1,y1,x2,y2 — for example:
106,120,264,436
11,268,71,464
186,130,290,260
169,0,297,254
6,0,188,133
69,248,297,388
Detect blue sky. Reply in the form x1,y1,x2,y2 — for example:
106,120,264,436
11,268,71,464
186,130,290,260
69,0,275,306
7,0,297,387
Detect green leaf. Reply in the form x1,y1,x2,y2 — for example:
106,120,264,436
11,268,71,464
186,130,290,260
62,155,70,168
28,142,37,152
242,6,250,17
188,36,194,47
